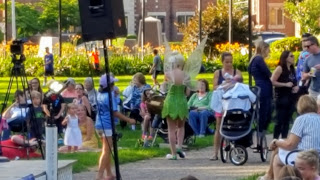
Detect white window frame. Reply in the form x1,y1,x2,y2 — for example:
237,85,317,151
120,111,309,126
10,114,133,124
147,12,166,33
268,3,285,29
176,12,195,35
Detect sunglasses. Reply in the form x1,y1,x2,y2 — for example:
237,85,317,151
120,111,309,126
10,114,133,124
304,43,315,49
75,88,83,90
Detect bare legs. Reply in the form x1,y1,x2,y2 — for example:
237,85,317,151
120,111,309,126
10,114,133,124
143,114,153,137
166,117,185,157
212,117,221,158
96,137,114,180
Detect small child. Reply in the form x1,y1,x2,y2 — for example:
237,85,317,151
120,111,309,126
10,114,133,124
30,91,45,138
62,103,82,153
140,89,154,140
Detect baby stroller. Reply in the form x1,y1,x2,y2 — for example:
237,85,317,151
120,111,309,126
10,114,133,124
219,86,268,165
144,88,195,147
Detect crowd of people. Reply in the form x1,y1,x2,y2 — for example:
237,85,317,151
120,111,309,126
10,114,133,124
0,34,320,180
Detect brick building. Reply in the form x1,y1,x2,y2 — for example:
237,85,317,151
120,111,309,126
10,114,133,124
134,0,215,41
252,0,296,36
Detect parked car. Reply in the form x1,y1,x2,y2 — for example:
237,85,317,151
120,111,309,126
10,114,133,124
253,32,286,43
264,37,285,45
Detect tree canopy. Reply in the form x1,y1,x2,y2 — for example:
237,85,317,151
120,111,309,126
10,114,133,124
37,0,80,32
0,2,42,38
284,0,320,35
179,0,249,56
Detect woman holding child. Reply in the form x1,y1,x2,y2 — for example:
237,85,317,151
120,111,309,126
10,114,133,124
211,52,242,160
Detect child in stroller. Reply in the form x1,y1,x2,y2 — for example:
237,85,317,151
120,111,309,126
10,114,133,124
142,86,196,148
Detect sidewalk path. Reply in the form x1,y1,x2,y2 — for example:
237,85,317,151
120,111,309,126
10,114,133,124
74,145,269,180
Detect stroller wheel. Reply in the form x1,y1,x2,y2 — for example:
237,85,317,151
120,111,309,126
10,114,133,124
220,137,230,163
229,145,248,166
185,136,195,146
260,135,268,162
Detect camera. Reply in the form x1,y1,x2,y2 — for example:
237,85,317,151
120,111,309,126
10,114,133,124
10,39,24,55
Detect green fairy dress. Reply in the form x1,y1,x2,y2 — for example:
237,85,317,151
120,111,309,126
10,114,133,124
161,85,188,120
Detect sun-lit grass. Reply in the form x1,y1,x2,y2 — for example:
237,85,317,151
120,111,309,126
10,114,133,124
0,72,267,174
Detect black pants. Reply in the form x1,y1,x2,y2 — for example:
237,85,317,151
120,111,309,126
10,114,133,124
273,96,295,139
259,96,272,132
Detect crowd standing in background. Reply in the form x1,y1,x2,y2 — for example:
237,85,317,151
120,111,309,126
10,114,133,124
1,36,320,180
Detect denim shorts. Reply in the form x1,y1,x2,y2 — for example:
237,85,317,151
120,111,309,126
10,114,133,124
96,129,113,137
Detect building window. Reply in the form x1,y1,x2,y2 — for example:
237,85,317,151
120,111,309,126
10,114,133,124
151,15,165,32
268,3,285,29
176,12,195,33
147,12,166,33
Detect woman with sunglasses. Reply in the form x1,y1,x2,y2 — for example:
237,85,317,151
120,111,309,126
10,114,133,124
73,83,91,117
271,51,298,139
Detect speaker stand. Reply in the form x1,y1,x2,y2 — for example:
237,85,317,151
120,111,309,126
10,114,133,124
102,39,121,180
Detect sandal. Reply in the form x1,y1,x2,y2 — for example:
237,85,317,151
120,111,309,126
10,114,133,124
209,155,218,161
166,154,177,160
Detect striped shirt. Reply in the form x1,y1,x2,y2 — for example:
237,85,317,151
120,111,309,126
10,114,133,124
291,113,320,152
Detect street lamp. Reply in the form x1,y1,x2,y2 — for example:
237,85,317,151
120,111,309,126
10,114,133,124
58,0,62,57
229,0,233,45
248,0,253,86
198,0,202,44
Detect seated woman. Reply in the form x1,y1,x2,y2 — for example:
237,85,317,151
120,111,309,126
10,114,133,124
61,78,77,100
73,83,91,117
122,72,151,129
187,79,213,137
1,135,41,159
2,90,29,140
260,95,320,180
59,104,98,152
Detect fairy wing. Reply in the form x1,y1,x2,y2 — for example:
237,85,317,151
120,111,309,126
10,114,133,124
183,36,208,90
163,36,174,84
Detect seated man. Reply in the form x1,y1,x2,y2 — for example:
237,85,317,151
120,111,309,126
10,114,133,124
1,135,41,159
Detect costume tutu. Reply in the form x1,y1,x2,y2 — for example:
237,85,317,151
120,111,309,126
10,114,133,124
162,85,188,120
64,115,82,146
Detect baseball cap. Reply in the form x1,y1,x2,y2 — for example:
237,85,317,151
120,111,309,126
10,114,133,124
99,74,116,88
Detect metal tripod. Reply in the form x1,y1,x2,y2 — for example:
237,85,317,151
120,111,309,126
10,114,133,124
0,54,44,159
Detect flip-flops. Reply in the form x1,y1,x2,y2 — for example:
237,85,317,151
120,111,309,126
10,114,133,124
209,155,218,161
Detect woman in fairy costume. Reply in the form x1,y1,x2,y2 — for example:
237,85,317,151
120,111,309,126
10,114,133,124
162,37,207,160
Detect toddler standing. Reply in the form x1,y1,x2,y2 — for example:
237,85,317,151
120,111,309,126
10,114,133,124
62,104,82,152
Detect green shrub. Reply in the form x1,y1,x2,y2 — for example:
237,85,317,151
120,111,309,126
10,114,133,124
270,37,301,52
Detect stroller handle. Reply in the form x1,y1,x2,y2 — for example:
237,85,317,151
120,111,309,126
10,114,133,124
249,86,261,97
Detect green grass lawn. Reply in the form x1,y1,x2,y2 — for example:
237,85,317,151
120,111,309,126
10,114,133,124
0,73,217,173
0,73,274,175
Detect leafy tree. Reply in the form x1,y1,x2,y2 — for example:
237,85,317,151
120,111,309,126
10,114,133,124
37,0,80,32
0,2,42,38
284,0,320,35
178,0,248,56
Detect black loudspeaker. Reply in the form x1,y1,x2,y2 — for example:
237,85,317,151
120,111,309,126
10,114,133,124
78,0,127,42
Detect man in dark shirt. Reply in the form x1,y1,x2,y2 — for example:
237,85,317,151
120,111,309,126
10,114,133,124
43,47,54,87
43,92,66,136
149,49,162,85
